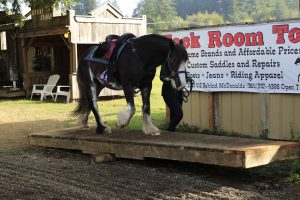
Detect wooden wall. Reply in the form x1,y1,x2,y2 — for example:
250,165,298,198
70,16,147,44
182,92,300,141
68,11,147,99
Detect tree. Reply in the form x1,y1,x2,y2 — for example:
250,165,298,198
133,0,178,33
0,0,74,23
108,0,120,11
73,0,97,15
186,11,225,26
273,0,289,19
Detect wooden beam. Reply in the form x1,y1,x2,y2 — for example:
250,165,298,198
74,16,145,24
60,35,71,50
20,27,69,38
26,37,34,49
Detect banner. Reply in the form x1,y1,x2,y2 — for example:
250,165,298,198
165,21,300,93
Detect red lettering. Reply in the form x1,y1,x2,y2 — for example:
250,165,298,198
208,31,222,48
244,32,264,46
288,28,300,43
272,24,289,44
190,32,200,48
164,34,172,39
182,37,190,48
173,38,180,44
164,32,201,49
234,32,245,47
209,31,264,47
222,33,234,47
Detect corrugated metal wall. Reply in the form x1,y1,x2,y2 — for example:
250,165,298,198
182,92,210,130
182,92,300,141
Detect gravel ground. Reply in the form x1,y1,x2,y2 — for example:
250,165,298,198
0,147,300,200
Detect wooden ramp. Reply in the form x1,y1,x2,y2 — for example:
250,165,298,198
29,128,300,168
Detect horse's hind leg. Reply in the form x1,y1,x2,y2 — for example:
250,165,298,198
90,84,111,134
117,86,135,128
141,87,160,136
80,86,102,130
81,111,91,129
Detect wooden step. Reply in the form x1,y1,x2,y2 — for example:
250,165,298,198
29,127,300,168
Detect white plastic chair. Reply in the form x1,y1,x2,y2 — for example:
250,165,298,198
30,74,60,101
55,85,71,103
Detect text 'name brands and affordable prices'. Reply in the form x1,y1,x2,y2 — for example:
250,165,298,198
165,23,300,93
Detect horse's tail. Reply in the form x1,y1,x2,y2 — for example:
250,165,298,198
72,58,94,117
72,79,90,117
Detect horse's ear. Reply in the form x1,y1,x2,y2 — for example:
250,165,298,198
169,39,175,50
179,39,183,45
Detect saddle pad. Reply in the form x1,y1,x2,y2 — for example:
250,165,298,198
84,46,109,65
103,39,117,59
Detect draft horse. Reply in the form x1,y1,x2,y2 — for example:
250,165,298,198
74,34,188,136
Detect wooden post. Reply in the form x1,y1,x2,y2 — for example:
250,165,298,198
22,37,34,97
22,43,29,97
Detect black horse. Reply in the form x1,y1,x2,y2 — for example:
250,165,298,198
74,33,188,136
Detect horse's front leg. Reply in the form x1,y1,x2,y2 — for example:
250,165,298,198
117,86,135,128
141,87,160,136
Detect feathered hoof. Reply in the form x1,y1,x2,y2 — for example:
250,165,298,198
117,108,131,128
104,126,112,134
81,124,90,130
96,126,112,134
143,125,160,136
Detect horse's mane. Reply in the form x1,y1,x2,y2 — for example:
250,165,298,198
137,34,172,45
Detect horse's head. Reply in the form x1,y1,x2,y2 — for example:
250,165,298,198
161,39,188,91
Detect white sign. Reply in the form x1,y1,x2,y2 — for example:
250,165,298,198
165,21,300,93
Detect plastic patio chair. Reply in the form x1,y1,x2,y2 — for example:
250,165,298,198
54,85,71,103
30,74,60,101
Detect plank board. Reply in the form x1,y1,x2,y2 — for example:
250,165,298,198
29,128,300,168
0,88,25,97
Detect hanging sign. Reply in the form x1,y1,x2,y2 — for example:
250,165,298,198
165,21,300,93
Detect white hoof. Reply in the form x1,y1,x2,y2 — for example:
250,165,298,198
117,108,131,128
104,126,112,134
81,124,90,130
142,125,160,136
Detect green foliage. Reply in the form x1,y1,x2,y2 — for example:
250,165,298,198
186,11,225,26
72,0,97,15
133,0,179,33
0,0,74,25
173,0,299,26
288,159,300,183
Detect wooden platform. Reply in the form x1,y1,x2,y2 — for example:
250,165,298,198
29,128,300,168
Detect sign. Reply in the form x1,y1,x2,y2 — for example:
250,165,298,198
165,21,300,93
31,7,53,21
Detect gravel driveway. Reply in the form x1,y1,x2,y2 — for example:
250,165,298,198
1,147,299,200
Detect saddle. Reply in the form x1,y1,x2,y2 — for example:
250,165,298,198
93,33,136,87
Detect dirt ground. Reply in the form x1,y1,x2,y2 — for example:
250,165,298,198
0,146,300,200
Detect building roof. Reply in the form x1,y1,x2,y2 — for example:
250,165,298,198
88,1,123,18
0,11,15,24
